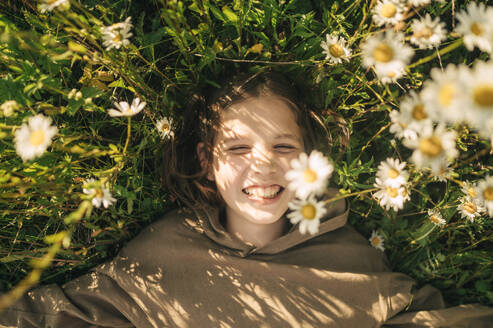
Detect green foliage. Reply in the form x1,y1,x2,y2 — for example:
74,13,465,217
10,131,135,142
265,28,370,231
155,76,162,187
1,0,493,310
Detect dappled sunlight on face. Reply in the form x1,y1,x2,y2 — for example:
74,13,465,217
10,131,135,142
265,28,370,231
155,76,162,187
210,95,304,229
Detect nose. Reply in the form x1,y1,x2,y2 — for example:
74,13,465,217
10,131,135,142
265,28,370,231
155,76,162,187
251,147,276,174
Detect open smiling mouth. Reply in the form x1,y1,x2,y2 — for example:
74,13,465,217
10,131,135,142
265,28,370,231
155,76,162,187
242,185,284,200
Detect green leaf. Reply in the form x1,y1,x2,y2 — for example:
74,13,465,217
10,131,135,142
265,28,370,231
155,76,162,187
209,4,226,22
475,280,490,293
222,6,239,23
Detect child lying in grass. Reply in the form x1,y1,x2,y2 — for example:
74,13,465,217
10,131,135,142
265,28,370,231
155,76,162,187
1,71,493,327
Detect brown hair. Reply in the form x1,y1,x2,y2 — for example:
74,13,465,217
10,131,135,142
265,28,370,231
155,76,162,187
159,70,331,210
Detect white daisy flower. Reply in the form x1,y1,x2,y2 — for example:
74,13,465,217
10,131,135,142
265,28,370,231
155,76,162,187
287,195,327,235
155,117,174,139
403,123,458,176
14,114,58,161
1,100,20,117
83,178,117,209
408,0,444,7
456,2,493,52
430,161,453,182
390,91,432,140
361,30,414,82
483,116,493,145
407,0,431,6
410,14,447,49
285,150,334,199
458,196,486,221
372,0,405,27
462,61,493,134
369,230,385,251
39,0,70,13
101,17,133,51
420,64,469,125
427,208,446,227
108,97,146,117
461,180,479,199
320,34,352,64
376,158,408,188
374,178,410,211
390,110,418,140
376,61,407,84
475,176,493,217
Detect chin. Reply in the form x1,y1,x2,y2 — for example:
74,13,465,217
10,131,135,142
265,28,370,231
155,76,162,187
242,208,287,225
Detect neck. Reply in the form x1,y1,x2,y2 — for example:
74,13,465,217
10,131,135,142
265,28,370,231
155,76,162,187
225,212,288,248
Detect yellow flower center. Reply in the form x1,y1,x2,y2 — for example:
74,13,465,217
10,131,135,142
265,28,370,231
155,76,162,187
438,165,446,176
467,187,477,198
430,215,440,224
412,104,427,120
301,204,317,220
387,70,396,78
94,188,104,198
464,202,477,214
388,168,399,179
473,85,493,108
399,122,408,128
113,34,122,43
419,136,443,157
483,187,493,201
402,188,408,197
372,43,394,63
303,169,318,183
371,236,381,246
386,187,398,198
160,123,170,132
438,84,455,107
471,22,483,36
329,44,344,58
29,129,46,147
414,27,433,39
381,3,397,18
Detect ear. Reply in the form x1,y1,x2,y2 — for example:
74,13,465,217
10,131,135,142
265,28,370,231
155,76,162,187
196,142,215,181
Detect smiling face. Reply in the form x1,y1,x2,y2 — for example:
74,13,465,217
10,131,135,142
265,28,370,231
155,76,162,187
208,95,304,228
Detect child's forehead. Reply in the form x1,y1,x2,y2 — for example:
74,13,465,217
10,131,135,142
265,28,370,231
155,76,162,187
220,95,299,124
218,124,301,141
215,96,303,143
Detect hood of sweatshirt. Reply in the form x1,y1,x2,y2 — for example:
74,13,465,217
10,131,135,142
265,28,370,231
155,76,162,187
191,189,348,257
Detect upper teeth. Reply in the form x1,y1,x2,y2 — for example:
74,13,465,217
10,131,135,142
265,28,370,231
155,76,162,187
243,186,281,198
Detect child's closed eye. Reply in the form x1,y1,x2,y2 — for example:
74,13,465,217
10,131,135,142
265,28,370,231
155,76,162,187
227,145,250,154
227,144,298,155
274,144,297,153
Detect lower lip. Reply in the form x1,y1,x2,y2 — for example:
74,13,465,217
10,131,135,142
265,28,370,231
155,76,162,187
244,190,283,205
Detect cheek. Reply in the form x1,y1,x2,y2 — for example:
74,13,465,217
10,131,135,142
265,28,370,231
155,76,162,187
212,154,245,190
279,152,302,172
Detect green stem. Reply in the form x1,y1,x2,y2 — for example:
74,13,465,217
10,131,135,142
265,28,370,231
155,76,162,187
194,53,321,66
322,188,378,205
407,39,463,70
355,122,391,163
122,117,131,155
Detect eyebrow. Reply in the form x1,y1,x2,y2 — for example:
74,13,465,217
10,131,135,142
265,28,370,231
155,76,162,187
222,133,301,144
274,133,301,141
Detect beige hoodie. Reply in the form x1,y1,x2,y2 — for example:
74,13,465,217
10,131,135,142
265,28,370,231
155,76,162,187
1,199,493,327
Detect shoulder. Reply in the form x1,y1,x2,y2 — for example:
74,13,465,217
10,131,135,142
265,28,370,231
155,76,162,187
95,207,205,282
117,207,200,257
142,207,199,234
